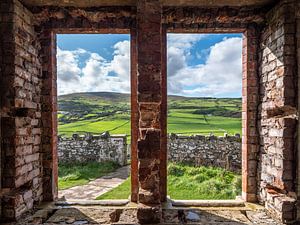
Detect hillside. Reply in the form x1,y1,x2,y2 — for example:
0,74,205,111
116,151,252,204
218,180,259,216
58,92,242,137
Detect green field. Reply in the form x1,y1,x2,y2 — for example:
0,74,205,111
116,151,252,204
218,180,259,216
58,92,242,137
58,93,242,199
96,163,241,200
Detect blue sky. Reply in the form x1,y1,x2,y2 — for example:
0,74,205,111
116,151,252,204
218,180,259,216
57,33,242,97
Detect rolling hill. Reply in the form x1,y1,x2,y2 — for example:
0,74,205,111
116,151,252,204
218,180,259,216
58,92,242,137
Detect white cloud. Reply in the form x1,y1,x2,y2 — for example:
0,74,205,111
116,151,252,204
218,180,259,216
57,35,242,97
167,35,242,97
57,40,130,95
167,34,204,78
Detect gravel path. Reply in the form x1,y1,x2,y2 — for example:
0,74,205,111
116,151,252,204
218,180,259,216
58,165,130,200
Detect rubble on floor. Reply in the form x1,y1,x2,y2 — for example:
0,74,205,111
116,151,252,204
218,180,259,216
3,202,283,225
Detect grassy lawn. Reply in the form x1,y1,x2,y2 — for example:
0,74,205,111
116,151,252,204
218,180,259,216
58,161,120,190
96,163,241,200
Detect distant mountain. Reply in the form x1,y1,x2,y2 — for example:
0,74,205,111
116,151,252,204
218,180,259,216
58,92,130,103
58,92,241,102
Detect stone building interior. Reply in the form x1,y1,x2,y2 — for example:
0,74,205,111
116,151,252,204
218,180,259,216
0,0,300,224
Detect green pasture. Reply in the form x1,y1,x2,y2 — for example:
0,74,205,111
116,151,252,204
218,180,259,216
58,93,242,138
96,163,241,200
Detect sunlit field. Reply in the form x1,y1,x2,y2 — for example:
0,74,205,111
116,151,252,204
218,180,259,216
58,92,242,138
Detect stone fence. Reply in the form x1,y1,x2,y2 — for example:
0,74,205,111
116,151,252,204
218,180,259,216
58,132,241,172
58,133,127,166
167,134,242,172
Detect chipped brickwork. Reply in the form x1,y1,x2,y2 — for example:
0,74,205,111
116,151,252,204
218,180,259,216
38,28,58,202
258,1,298,223
1,0,300,224
30,6,136,32
0,0,43,220
136,0,163,223
296,1,300,221
241,26,260,203
163,6,267,33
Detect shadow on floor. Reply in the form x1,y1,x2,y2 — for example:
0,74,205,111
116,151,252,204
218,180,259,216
11,206,283,224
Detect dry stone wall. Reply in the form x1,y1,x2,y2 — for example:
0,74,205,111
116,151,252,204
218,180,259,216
58,133,127,166
57,133,241,172
168,134,241,172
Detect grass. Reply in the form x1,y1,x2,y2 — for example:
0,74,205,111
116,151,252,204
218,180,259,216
96,177,131,200
168,110,241,136
58,93,242,198
59,110,241,138
167,163,241,200
58,161,120,190
58,93,242,138
96,163,241,200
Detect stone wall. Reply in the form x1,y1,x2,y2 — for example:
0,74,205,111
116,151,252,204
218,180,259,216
168,134,241,172
258,1,298,223
0,0,43,220
58,134,127,166
57,133,241,172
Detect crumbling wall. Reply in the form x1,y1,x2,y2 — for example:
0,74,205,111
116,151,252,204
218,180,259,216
30,3,136,204
0,0,43,220
58,134,127,166
296,0,300,221
1,0,300,224
163,6,267,32
136,0,164,223
258,1,298,223
168,134,241,172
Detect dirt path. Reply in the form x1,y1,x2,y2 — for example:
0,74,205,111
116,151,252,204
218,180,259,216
58,165,130,200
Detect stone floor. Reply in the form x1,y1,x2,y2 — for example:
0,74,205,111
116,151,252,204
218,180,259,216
4,201,283,225
58,166,130,200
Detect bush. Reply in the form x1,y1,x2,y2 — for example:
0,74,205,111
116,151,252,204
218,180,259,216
167,163,186,176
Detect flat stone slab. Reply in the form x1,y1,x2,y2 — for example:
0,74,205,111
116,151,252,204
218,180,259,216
171,199,245,207
56,199,129,206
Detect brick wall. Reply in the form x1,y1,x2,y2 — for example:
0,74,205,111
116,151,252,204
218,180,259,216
1,0,300,224
258,1,298,223
136,0,163,223
296,1,300,221
163,6,267,33
0,0,43,220
241,27,260,203
38,29,58,202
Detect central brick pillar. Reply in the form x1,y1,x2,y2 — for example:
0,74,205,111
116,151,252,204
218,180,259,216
136,0,164,223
